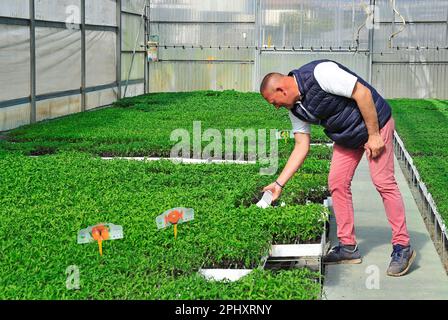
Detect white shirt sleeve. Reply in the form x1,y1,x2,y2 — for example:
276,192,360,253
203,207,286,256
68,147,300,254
288,111,311,134
314,61,358,98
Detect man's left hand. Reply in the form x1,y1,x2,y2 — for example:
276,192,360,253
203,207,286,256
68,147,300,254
364,134,385,159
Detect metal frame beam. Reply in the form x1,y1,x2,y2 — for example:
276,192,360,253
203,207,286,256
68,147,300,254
0,16,118,32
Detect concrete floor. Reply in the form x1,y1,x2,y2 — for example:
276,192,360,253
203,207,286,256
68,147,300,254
323,155,448,300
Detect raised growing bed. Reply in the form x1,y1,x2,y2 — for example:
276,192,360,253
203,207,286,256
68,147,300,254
0,91,331,157
0,152,329,299
390,98,448,269
393,131,448,266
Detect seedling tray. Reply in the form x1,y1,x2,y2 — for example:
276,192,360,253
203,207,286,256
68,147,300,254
198,255,269,282
269,197,331,258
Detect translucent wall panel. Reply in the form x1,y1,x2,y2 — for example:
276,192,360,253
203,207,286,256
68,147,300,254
376,0,448,22
148,61,253,92
122,53,145,80
122,13,145,51
36,27,81,94
261,0,369,48
372,63,448,99
156,47,254,62
123,83,144,98
0,0,30,19
0,25,30,101
150,23,255,46
36,94,81,121
150,0,255,22
35,0,81,23
0,104,31,131
373,23,448,51
122,0,148,14
259,52,369,84
86,31,117,87
372,50,448,64
86,0,117,26
86,87,118,110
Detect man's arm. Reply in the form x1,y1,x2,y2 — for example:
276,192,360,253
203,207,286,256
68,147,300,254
263,132,310,201
351,81,385,159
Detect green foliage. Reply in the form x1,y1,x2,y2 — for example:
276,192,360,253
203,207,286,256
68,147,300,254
0,152,328,299
1,91,330,156
390,98,448,221
0,91,334,299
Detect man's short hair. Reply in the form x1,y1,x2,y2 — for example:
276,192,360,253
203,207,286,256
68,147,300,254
260,72,284,94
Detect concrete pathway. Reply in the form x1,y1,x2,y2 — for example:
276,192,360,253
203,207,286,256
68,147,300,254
323,155,448,300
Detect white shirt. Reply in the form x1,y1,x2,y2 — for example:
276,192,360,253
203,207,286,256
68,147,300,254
289,61,358,134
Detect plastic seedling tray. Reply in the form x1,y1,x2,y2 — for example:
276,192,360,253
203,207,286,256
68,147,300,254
269,197,332,259
198,255,269,282
101,157,256,165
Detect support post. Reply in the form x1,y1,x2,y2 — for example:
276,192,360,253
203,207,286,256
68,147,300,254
30,0,36,123
367,0,375,84
117,0,122,99
81,0,86,111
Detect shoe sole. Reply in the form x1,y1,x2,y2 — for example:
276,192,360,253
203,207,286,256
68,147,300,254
324,258,362,265
387,250,417,277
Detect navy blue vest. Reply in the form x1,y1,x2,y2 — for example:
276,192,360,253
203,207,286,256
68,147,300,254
288,59,391,149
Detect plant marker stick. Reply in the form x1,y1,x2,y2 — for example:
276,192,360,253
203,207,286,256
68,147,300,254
174,224,178,239
98,239,103,256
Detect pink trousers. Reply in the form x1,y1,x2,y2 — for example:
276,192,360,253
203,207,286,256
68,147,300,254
328,117,410,246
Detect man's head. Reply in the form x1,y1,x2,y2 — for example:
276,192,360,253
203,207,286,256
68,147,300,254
260,72,300,110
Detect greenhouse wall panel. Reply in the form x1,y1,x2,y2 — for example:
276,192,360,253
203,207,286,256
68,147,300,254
376,0,448,22
86,87,118,110
35,0,81,23
123,82,144,97
150,22,255,47
148,61,253,92
86,31,117,87
0,104,30,132
122,12,145,51
372,63,448,99
85,0,117,26
36,94,81,122
150,0,255,22
259,52,369,84
122,53,145,80
0,0,30,19
35,27,82,95
122,0,148,15
0,25,30,101
156,47,254,62
261,0,369,49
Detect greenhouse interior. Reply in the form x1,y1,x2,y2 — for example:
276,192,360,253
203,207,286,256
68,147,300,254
1,0,448,304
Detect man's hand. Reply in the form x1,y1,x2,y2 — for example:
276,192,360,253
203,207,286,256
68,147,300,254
364,133,385,159
352,82,385,159
263,182,283,202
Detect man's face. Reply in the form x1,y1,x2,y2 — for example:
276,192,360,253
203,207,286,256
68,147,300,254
261,87,295,110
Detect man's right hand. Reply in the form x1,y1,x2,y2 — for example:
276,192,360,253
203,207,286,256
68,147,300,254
262,182,283,202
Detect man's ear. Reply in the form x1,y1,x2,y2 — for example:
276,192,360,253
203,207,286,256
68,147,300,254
275,87,285,94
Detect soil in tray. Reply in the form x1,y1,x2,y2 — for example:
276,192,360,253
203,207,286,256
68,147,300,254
27,147,57,156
